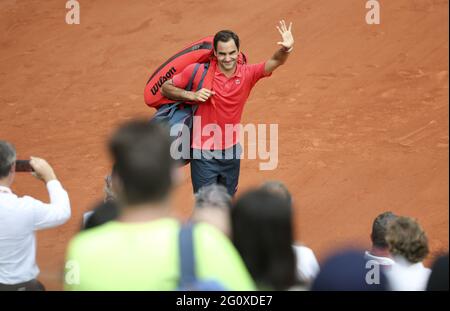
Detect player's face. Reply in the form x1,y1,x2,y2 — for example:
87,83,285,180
215,39,239,72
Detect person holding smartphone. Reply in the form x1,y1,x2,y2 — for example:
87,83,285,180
0,140,71,291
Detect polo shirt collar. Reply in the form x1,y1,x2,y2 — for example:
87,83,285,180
216,63,242,79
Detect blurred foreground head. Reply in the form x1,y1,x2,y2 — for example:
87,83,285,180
109,120,175,206
427,253,449,291
260,180,292,207
232,188,296,290
312,249,387,291
193,184,232,237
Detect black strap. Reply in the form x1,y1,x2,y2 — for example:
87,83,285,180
196,63,209,91
155,62,209,116
190,62,210,116
186,63,201,92
178,222,197,287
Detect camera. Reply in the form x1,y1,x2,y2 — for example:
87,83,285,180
15,160,34,172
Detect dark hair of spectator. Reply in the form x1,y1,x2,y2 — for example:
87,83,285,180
371,211,398,248
231,189,296,290
109,120,175,205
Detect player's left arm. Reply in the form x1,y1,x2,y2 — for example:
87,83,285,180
264,20,294,74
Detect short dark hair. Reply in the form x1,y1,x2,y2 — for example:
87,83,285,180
213,30,240,51
109,120,175,205
0,140,16,179
386,216,429,263
231,189,296,290
370,212,398,248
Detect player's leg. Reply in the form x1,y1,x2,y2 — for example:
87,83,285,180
217,143,242,196
190,149,220,193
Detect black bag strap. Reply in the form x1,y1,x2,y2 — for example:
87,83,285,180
190,63,210,115
178,222,197,287
196,63,210,91
154,62,210,117
186,63,201,92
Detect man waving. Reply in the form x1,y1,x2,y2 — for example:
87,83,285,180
162,20,294,196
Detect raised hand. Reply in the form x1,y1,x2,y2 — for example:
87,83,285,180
276,20,294,50
29,156,57,183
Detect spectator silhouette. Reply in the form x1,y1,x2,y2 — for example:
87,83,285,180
232,188,297,290
260,181,320,286
426,253,449,291
82,164,120,230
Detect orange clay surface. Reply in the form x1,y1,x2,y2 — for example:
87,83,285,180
0,0,448,290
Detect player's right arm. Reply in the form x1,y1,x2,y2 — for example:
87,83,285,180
161,64,215,102
161,80,215,102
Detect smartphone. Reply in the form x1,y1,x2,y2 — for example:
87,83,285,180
15,160,34,172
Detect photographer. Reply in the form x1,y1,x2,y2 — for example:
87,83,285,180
0,140,71,291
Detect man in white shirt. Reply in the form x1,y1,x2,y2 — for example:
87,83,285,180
0,140,71,291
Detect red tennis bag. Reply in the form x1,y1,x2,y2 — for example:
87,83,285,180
144,36,215,108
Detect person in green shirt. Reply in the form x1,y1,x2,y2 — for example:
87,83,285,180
64,120,255,291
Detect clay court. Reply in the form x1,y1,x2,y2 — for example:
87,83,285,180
0,0,448,290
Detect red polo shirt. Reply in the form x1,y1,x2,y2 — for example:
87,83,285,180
172,60,271,150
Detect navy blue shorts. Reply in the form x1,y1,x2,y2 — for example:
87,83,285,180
190,144,242,196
